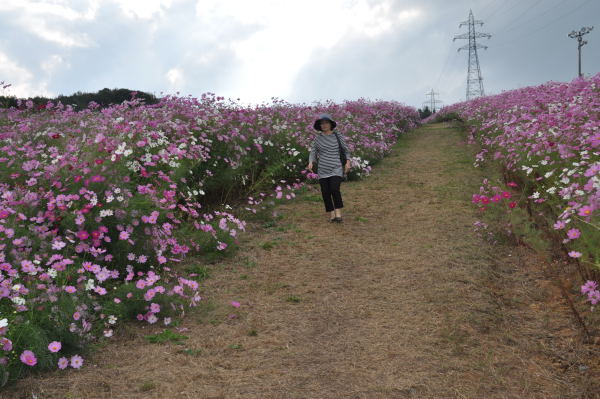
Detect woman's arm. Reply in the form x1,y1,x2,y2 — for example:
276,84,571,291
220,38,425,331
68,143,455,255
339,134,351,168
308,138,318,171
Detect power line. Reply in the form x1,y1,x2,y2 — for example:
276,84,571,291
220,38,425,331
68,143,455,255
479,0,523,23
499,0,544,33
493,0,595,48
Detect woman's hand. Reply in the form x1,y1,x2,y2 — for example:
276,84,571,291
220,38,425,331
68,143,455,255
344,161,351,174
308,162,313,172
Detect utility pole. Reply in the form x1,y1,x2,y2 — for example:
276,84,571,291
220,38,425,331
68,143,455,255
568,26,593,78
453,9,491,101
423,89,442,113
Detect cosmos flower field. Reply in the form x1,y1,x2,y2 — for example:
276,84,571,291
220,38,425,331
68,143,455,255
0,92,419,385
432,73,600,307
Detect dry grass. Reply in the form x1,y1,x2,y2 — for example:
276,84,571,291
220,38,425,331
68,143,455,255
4,123,599,398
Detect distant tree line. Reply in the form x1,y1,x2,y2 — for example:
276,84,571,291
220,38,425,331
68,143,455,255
417,106,435,119
0,88,160,110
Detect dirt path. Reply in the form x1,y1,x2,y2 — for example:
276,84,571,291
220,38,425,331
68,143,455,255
7,123,599,398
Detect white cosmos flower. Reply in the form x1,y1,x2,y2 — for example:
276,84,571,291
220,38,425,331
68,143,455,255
85,278,95,291
11,297,25,305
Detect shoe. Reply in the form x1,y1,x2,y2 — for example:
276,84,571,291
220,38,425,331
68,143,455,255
329,218,336,223
333,217,343,223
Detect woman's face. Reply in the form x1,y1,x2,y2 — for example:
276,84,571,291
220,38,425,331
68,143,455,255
320,120,331,131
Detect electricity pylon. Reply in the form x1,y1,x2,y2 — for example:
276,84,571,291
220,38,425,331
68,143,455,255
423,89,442,113
453,9,491,101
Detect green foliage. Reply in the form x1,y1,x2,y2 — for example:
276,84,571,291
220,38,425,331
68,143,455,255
285,295,301,303
0,88,159,110
180,347,203,356
418,106,433,119
185,264,211,281
143,329,189,345
431,111,463,123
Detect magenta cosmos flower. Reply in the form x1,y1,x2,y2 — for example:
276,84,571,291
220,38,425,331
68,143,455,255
20,350,37,366
77,230,89,240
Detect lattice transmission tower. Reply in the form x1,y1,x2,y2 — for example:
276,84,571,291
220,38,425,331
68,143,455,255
453,9,491,101
423,89,442,113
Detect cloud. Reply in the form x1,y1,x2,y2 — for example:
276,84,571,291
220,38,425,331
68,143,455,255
110,0,174,20
0,0,598,108
0,52,52,97
41,55,70,75
166,67,184,89
0,0,98,47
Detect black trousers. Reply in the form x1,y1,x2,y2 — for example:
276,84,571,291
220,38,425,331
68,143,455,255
318,175,344,212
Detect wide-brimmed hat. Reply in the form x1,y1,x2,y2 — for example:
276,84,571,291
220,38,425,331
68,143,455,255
313,113,337,131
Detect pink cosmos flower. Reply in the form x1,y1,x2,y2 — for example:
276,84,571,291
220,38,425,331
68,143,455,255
20,350,37,366
150,303,160,313
230,301,241,308
64,286,77,294
77,230,89,240
553,220,566,230
1,337,12,351
581,280,598,295
578,205,593,217
58,357,69,369
217,242,227,251
119,231,130,240
568,251,582,258
588,290,600,305
146,314,158,324
48,341,61,352
70,355,84,369
566,228,581,239
73,311,81,321
144,289,156,301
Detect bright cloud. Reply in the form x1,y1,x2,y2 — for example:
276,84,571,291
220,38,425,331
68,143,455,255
111,0,174,20
0,52,52,98
166,67,184,89
196,0,422,104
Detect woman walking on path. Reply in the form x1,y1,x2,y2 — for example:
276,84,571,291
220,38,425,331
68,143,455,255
307,113,351,223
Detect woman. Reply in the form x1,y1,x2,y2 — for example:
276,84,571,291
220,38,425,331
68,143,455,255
307,113,351,223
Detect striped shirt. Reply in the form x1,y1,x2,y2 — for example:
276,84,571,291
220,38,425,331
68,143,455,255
308,131,351,179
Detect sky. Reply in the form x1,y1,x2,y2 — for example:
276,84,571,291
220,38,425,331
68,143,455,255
0,0,599,110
